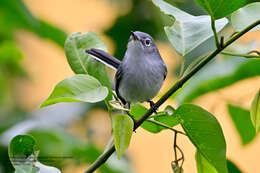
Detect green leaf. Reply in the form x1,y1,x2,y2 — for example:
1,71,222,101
65,32,106,74
40,74,108,108
8,135,60,173
195,151,218,173
64,32,112,104
231,2,260,32
8,135,38,166
194,0,246,19
130,104,179,133
250,90,260,133
227,104,255,145
174,55,260,103
113,114,134,159
175,104,227,173
152,0,228,56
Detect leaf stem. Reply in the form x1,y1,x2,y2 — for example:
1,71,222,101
211,17,220,49
84,19,260,173
221,51,260,59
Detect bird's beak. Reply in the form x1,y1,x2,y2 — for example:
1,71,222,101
131,31,139,41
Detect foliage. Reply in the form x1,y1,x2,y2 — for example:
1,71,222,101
175,104,227,173
227,104,255,145
1,0,260,173
113,114,134,159
152,0,228,56
40,74,108,108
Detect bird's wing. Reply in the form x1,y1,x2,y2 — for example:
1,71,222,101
85,48,121,70
115,64,126,105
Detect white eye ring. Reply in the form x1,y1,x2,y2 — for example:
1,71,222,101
144,39,151,46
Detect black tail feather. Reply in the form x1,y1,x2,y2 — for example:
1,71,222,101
85,48,121,70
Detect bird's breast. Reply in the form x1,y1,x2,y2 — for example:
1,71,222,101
118,60,164,103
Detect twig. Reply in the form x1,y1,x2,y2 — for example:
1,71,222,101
211,17,220,49
248,50,260,56
221,51,260,59
173,132,178,164
84,19,260,173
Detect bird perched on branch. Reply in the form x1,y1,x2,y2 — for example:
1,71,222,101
86,31,167,112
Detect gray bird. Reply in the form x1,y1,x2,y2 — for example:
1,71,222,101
85,31,167,111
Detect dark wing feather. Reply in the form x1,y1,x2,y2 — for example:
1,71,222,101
115,65,126,105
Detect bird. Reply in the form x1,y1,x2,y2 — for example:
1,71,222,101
85,31,167,112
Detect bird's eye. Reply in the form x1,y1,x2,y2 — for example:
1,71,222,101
144,39,151,46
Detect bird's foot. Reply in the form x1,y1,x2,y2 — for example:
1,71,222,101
148,100,158,114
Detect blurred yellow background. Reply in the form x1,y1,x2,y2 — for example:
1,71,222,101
14,0,260,172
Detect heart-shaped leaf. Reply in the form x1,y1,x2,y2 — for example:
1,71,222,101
40,74,108,108
113,114,134,159
231,2,260,32
152,0,228,56
175,104,227,173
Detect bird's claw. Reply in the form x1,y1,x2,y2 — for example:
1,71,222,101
148,100,158,114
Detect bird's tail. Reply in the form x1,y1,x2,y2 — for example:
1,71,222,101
85,48,121,70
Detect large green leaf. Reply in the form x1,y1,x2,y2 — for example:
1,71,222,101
175,104,227,173
8,135,60,173
250,90,260,133
130,104,179,133
64,32,112,103
194,0,246,19
40,74,108,108
152,0,228,56
231,2,260,32
113,114,134,159
174,55,260,103
195,151,218,173
227,104,255,145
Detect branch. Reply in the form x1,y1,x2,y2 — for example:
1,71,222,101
84,19,260,173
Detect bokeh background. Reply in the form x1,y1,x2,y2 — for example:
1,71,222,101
0,0,260,172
